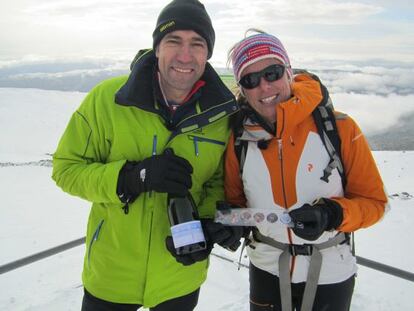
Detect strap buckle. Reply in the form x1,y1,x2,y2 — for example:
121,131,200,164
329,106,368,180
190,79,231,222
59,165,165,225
289,244,313,256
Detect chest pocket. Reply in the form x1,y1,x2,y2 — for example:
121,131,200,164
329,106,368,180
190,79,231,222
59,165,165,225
187,134,226,156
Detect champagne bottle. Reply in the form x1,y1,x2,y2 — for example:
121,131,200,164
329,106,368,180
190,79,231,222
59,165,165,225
168,194,206,255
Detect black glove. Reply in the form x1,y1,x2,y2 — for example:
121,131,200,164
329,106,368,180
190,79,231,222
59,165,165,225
289,199,343,241
165,236,212,266
117,148,193,202
201,219,245,251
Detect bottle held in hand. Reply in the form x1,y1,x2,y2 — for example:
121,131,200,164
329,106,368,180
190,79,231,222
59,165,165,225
168,194,207,255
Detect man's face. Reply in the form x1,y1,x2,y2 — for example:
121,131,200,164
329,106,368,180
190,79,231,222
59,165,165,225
241,58,292,124
156,30,208,102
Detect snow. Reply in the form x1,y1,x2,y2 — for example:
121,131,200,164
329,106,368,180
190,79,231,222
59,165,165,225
0,88,413,310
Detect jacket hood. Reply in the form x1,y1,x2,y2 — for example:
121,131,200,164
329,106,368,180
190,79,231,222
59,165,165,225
275,73,327,138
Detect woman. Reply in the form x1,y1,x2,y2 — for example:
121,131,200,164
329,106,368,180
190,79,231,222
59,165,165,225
224,30,389,311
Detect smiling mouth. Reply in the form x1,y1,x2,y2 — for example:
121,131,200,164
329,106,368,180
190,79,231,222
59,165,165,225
173,67,193,74
260,94,279,104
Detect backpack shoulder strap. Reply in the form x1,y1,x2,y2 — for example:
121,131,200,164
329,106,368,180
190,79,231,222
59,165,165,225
231,106,250,177
233,127,248,176
312,83,347,189
231,108,271,177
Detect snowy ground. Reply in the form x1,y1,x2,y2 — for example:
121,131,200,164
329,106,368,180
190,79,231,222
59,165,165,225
0,88,413,310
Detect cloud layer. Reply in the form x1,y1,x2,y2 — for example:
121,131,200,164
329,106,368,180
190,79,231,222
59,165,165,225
1,57,413,95
1,0,413,65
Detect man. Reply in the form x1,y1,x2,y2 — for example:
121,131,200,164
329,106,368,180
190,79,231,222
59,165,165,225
224,30,389,311
52,1,241,310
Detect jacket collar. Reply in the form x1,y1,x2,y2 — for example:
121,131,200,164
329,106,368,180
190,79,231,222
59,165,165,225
239,74,328,141
275,74,326,137
115,49,236,114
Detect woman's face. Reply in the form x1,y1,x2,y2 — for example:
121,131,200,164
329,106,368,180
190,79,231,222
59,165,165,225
240,58,292,124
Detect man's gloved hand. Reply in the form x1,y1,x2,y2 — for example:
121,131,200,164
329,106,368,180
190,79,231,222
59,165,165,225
289,198,343,241
201,219,245,251
165,236,212,266
117,148,193,202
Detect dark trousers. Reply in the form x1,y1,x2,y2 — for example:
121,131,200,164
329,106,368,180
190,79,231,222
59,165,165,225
249,263,355,311
81,288,200,311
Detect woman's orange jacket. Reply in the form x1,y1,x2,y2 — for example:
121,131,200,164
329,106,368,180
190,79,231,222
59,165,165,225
224,74,388,283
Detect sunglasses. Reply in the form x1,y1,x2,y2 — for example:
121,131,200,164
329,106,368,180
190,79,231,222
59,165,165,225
238,64,286,89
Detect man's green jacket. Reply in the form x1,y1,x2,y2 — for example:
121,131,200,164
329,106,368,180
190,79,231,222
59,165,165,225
52,50,237,307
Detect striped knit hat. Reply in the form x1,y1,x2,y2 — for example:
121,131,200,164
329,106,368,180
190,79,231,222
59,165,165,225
231,32,292,81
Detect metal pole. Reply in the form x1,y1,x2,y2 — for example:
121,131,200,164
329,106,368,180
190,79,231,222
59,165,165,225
356,255,414,282
0,237,85,275
210,253,414,282
1,237,413,283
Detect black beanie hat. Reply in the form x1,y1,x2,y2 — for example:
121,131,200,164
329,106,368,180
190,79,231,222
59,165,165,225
152,0,215,59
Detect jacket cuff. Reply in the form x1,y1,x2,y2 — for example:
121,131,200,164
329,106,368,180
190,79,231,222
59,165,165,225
116,161,144,203
323,198,344,230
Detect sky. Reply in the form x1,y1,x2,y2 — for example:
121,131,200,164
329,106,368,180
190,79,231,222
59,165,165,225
1,0,413,67
0,88,413,310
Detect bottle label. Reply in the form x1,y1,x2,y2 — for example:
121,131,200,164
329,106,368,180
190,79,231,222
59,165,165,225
171,220,206,248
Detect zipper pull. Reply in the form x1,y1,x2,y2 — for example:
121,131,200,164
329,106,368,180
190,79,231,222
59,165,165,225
277,139,283,160
193,136,199,157
152,135,157,156
122,197,131,215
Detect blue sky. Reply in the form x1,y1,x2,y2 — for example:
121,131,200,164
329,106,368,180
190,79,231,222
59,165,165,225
1,0,413,67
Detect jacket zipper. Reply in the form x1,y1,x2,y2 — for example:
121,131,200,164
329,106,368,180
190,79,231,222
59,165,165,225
148,135,157,198
277,139,289,215
142,187,154,302
142,134,158,302
278,138,296,275
188,135,225,156
277,108,296,274
87,219,104,268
